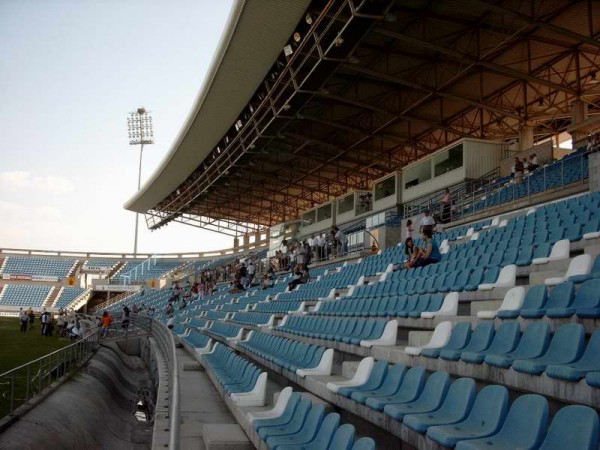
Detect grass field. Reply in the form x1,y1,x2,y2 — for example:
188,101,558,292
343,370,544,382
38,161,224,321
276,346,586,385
0,317,70,374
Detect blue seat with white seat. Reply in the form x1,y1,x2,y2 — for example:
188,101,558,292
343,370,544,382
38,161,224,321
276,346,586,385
351,364,407,404
337,360,388,398
364,366,426,411
440,322,495,361
421,322,471,358
497,284,547,319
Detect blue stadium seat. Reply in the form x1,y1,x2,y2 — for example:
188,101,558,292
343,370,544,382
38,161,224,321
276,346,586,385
351,364,407,404
570,255,600,284
461,321,521,364
326,424,355,450
337,360,388,398
421,322,471,358
519,282,575,318
253,393,302,430
350,438,376,450
497,284,547,319
545,330,600,381
440,322,495,361
511,323,585,375
454,394,548,450
257,399,312,439
274,412,340,450
383,371,450,421
265,404,325,448
547,279,600,318
425,385,509,448
485,322,551,368
537,405,599,450
364,366,426,411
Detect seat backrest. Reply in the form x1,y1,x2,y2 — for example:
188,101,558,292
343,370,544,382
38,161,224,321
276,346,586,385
496,264,517,286
464,385,509,431
538,405,600,450
311,413,340,448
592,255,600,273
549,239,570,258
573,279,600,309
522,284,548,309
465,322,495,351
417,371,450,406
496,394,549,448
445,322,472,350
566,254,593,278
546,282,575,308
512,322,551,357
488,321,521,353
351,437,376,450
544,323,585,360
482,266,500,283
362,360,389,390
500,286,525,310
327,424,356,450
397,366,426,399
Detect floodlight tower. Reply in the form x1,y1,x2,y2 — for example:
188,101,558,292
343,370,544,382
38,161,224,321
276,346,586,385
127,107,154,255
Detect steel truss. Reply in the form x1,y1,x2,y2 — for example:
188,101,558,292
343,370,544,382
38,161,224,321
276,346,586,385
148,0,600,235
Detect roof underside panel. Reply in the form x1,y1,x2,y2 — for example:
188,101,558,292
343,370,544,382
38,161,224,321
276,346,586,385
135,0,600,235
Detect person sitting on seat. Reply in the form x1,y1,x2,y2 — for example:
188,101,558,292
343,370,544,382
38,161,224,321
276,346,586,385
412,228,442,268
403,237,419,269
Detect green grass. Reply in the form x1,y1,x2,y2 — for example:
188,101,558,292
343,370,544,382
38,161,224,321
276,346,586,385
0,317,73,417
0,317,69,374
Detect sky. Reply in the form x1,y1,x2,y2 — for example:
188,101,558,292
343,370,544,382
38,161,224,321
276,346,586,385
0,0,236,255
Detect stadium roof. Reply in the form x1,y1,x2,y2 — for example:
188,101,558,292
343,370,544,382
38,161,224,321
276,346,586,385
126,0,600,236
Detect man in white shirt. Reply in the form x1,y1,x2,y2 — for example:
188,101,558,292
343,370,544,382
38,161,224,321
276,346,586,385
246,261,256,288
334,227,348,255
420,210,436,234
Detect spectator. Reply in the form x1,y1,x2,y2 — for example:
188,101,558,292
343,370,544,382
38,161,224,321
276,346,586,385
27,307,35,331
440,188,452,223
371,241,379,253
514,157,524,184
41,309,52,337
165,302,174,315
246,261,256,288
420,210,436,235
412,228,442,268
122,306,130,330
317,233,326,261
529,153,539,171
288,264,309,291
403,237,418,269
166,315,175,329
334,227,348,255
405,219,414,239
100,311,112,337
19,308,28,333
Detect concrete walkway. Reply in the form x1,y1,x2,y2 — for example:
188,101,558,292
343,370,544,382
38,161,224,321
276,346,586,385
177,348,237,450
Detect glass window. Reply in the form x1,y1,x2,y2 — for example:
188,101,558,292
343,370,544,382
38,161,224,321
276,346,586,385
347,231,365,249
374,176,396,201
404,160,432,189
434,143,463,176
337,195,354,215
317,204,332,222
356,192,373,214
366,212,385,230
302,210,316,226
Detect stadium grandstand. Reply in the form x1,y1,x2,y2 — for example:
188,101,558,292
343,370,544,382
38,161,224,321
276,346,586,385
2,1,600,450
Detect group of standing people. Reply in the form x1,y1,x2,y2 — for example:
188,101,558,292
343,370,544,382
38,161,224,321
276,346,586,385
512,153,539,184
18,307,76,338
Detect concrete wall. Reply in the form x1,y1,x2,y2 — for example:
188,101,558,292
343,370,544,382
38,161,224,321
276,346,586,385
589,152,600,193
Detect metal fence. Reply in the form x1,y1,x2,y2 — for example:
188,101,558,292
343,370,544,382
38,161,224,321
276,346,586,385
0,330,99,418
403,151,589,225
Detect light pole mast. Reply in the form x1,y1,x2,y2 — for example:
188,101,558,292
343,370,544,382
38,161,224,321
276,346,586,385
127,107,154,255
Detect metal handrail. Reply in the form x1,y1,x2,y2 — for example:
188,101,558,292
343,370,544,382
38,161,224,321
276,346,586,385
0,329,100,419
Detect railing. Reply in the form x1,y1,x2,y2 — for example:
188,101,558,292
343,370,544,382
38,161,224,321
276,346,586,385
135,315,180,450
0,330,99,419
403,151,589,225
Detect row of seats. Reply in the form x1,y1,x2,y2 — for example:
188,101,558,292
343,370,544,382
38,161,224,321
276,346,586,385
251,389,375,450
240,331,332,376
410,320,600,382
1,256,77,278
0,284,52,307
498,280,600,319
53,287,86,308
327,358,599,449
230,312,273,327
312,293,446,318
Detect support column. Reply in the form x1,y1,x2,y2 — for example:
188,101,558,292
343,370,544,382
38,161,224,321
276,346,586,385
518,125,534,152
570,99,589,149
589,152,600,193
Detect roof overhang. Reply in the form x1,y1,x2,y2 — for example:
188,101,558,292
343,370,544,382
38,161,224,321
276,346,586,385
125,0,311,213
